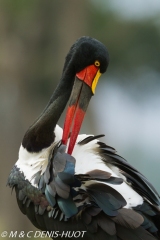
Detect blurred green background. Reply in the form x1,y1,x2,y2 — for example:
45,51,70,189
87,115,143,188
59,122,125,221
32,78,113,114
1,0,160,239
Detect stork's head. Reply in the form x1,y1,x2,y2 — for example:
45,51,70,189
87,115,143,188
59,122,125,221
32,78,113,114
22,37,109,154
62,36,109,154
63,36,109,75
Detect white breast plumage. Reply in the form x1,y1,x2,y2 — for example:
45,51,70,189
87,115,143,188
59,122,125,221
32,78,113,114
16,124,143,209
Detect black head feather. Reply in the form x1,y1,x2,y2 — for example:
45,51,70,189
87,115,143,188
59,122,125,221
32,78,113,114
63,36,109,75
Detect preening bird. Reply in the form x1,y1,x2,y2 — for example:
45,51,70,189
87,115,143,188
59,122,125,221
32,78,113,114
8,36,160,240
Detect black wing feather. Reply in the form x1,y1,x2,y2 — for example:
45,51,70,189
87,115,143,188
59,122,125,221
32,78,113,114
8,138,160,239
98,143,160,207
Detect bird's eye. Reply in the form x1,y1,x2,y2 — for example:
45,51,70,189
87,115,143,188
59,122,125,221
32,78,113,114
94,60,100,67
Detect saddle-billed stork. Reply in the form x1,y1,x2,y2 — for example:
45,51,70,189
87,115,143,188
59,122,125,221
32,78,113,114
8,36,160,240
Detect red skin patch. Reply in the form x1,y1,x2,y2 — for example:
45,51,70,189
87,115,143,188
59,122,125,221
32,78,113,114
76,64,98,87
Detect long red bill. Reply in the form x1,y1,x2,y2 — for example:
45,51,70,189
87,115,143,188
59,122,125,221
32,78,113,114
62,64,101,155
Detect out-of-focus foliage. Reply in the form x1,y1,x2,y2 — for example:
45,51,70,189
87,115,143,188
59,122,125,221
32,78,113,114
88,4,160,77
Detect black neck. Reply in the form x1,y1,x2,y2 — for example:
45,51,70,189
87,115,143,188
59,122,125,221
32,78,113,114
22,70,74,153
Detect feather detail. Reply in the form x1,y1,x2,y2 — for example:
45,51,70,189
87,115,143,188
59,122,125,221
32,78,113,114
117,225,158,240
78,134,105,145
85,182,127,216
112,208,144,229
8,129,160,239
57,195,78,218
97,213,116,235
54,176,70,199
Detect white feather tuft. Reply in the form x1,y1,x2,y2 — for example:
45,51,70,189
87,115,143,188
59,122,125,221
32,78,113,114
16,125,143,208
